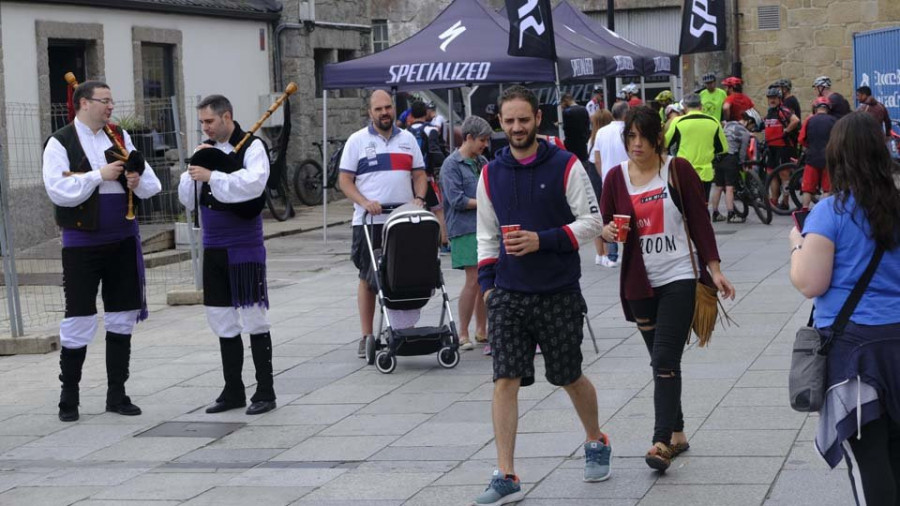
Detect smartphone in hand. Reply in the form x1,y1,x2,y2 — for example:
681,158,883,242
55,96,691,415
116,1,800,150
792,209,810,231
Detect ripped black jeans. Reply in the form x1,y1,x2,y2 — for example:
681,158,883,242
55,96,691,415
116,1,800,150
628,279,696,444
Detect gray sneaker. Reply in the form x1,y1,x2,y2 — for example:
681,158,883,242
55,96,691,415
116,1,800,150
472,470,524,506
357,336,368,359
584,436,612,482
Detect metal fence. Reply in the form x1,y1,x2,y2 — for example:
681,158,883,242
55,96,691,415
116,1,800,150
0,96,204,337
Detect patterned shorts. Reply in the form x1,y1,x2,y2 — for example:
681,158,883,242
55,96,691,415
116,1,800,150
487,288,587,387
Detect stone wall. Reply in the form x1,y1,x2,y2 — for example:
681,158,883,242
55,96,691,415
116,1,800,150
738,0,900,111
279,0,370,169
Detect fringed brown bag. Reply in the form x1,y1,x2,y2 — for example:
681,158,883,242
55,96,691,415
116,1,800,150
669,160,733,347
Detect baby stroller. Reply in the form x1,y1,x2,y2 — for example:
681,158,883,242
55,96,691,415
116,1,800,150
362,203,460,373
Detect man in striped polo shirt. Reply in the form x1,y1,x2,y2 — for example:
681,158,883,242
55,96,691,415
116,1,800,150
339,89,429,358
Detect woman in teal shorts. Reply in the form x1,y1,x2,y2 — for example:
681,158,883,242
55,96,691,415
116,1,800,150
440,116,492,351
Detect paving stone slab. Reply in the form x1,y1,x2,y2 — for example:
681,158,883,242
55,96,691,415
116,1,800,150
82,437,214,462
249,404,364,426
319,413,430,437
527,466,655,499
369,445,482,462
403,484,489,506
686,429,798,457
353,460,458,474
356,393,464,415
638,484,769,506
390,421,494,448
764,469,854,506
175,447,283,463
91,471,233,500
702,406,807,430
227,467,347,487
272,435,397,462
180,485,313,506
654,456,783,484
35,466,152,486
210,425,325,449
471,431,584,460
297,470,441,501
0,486,102,505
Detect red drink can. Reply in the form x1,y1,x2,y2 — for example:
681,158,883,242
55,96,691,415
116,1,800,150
613,214,630,242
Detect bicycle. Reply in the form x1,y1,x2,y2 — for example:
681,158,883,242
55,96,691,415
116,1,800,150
292,139,344,206
764,151,819,216
734,160,772,224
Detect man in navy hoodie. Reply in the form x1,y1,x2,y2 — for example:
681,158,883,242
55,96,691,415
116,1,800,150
472,85,610,506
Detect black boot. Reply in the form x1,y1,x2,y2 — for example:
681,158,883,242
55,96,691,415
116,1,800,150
105,332,142,416
59,346,87,422
206,336,247,413
247,332,277,415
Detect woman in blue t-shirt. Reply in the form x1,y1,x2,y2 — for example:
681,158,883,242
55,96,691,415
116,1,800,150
789,112,900,506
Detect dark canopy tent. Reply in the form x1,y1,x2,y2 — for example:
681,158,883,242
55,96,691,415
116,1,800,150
323,0,557,89
321,0,638,89
552,0,678,77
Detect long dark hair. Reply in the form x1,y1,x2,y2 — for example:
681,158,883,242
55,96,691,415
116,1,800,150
826,112,900,250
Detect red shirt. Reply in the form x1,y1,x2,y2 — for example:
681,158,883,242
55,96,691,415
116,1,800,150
724,93,754,122
600,157,721,321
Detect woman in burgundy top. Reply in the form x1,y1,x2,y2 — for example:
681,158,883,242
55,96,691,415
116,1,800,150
599,107,735,472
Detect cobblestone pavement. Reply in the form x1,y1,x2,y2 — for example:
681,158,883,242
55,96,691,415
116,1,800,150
0,212,854,505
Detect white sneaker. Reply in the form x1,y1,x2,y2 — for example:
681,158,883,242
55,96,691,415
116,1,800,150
599,257,614,268
610,259,620,268
595,254,603,265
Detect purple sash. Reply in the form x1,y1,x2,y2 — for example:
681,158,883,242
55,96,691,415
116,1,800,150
201,207,268,309
61,194,148,322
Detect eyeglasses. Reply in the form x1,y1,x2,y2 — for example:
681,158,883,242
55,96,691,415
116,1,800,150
86,98,115,106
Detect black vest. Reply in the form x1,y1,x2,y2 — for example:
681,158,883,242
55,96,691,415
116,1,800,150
47,123,126,231
197,123,267,220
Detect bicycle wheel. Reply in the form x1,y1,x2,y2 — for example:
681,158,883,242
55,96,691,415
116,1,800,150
745,170,772,224
732,179,749,219
764,162,799,216
264,175,294,222
292,159,324,206
788,168,818,209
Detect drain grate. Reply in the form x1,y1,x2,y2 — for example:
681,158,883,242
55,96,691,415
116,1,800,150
136,421,246,439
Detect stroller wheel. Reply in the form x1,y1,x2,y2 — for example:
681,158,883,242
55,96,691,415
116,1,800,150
375,351,396,374
365,334,376,366
438,346,460,369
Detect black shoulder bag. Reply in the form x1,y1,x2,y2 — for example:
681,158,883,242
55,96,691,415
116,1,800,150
789,245,885,412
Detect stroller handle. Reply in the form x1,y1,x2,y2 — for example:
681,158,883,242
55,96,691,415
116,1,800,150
362,202,408,224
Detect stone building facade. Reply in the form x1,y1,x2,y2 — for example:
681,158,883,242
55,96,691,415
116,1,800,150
737,0,900,111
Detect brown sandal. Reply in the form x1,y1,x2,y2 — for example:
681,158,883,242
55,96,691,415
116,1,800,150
670,441,690,457
645,442,675,472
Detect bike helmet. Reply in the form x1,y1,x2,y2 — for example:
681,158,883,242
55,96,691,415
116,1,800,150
774,78,793,90
425,101,436,110
616,90,627,100
702,72,716,83
721,76,743,87
622,83,639,94
485,103,498,115
812,76,832,88
741,108,763,132
765,86,783,99
655,90,674,103
813,96,832,110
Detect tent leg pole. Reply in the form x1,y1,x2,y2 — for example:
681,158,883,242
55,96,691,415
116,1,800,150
323,93,328,244
554,61,564,140
448,91,455,151
640,76,646,102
